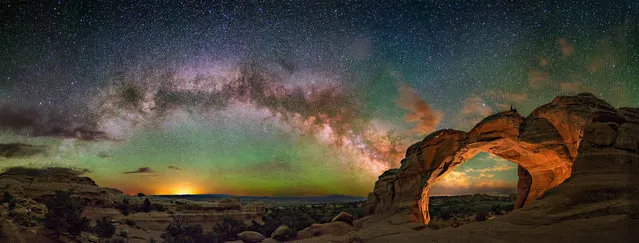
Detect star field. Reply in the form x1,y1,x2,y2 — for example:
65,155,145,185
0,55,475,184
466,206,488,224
0,1,637,196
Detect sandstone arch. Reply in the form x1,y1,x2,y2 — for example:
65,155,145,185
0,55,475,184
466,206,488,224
365,93,631,224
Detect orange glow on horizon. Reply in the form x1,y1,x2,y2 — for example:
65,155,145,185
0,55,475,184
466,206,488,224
166,182,202,195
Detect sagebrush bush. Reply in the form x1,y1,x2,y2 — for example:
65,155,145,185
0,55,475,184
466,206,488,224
44,190,89,236
94,216,115,238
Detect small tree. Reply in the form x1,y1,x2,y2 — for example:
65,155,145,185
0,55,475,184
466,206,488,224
44,190,89,236
137,192,146,197
475,212,488,222
142,198,151,213
161,215,211,243
94,216,116,238
2,191,13,204
210,217,246,242
8,200,16,211
491,204,502,215
119,198,131,216
3,191,16,211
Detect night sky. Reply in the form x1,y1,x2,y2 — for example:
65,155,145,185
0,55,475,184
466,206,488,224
1,1,637,196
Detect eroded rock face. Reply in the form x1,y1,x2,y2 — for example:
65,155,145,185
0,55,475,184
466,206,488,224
365,93,630,225
0,167,122,207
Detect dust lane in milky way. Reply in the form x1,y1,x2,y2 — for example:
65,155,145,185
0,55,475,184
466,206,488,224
0,1,637,196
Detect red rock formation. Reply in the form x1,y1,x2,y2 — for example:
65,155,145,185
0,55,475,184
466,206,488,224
0,167,122,207
365,93,630,225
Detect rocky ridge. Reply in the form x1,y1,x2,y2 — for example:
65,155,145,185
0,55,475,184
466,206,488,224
0,167,266,242
293,93,638,242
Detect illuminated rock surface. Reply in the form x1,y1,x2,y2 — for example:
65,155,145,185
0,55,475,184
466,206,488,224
295,93,638,242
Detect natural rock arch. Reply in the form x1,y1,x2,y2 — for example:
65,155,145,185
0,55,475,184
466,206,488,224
365,93,630,224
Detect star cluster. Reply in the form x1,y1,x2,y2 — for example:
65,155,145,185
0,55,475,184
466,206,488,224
0,1,637,196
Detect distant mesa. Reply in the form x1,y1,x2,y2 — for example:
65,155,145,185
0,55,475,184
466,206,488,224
0,167,109,207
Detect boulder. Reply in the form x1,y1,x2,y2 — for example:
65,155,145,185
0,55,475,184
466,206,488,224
270,225,295,241
331,212,354,225
295,221,355,240
582,122,618,147
615,123,639,151
237,231,265,243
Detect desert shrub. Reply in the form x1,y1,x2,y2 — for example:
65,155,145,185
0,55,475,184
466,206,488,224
491,204,502,215
2,191,13,203
475,212,488,222
10,211,33,227
94,216,116,238
142,198,152,212
502,204,514,212
118,230,128,238
210,216,246,242
44,190,89,236
8,200,16,211
439,209,453,220
153,203,167,212
125,218,136,227
161,215,212,243
106,238,126,243
249,216,279,236
3,191,15,211
118,198,131,216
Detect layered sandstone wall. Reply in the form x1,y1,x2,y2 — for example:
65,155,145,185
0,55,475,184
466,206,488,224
365,93,636,225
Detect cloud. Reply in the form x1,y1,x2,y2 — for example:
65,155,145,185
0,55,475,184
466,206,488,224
396,83,443,136
123,167,154,174
0,143,47,158
538,56,549,66
454,96,494,129
479,173,495,178
431,177,516,196
429,157,518,196
464,164,516,173
527,69,552,88
2,166,91,176
484,90,528,111
558,38,574,57
560,81,593,94
435,171,472,188
0,104,39,130
0,103,107,140
461,97,493,117
168,165,182,170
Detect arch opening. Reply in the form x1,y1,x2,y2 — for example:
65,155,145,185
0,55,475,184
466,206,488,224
365,95,626,227
408,111,574,225
425,152,522,228
414,125,574,225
